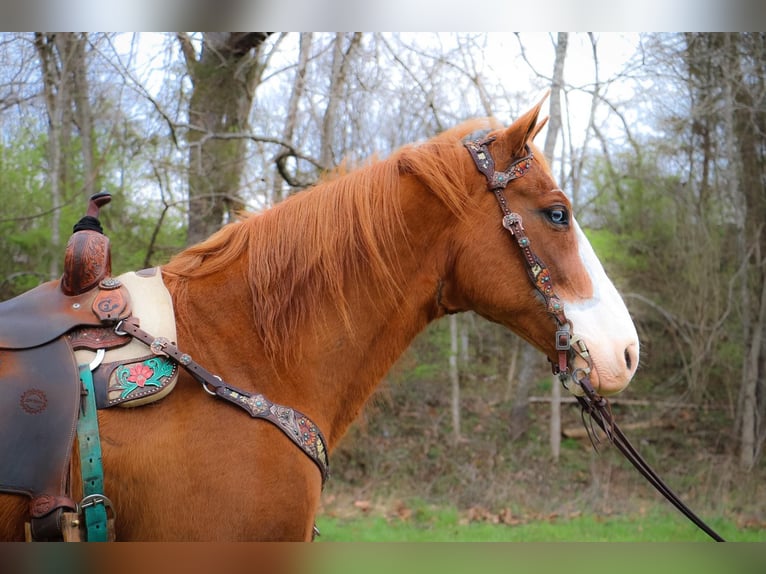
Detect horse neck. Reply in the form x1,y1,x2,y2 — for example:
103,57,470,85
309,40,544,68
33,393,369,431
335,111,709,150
166,172,457,449
270,174,456,447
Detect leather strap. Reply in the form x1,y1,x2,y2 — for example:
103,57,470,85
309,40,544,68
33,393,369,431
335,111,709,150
77,365,111,541
465,137,571,375
116,317,329,485
464,135,725,542
27,494,77,541
574,376,725,542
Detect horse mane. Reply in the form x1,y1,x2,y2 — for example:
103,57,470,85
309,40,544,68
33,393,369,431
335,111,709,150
162,118,498,363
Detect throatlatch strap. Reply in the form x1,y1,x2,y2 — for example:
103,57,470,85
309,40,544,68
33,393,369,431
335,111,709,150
77,365,109,542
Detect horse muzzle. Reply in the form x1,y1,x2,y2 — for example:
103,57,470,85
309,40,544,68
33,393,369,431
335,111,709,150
566,332,639,396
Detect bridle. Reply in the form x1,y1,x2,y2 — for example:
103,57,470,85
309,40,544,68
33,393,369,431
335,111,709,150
464,134,725,542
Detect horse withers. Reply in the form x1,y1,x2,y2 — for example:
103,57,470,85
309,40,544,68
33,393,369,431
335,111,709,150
0,95,638,541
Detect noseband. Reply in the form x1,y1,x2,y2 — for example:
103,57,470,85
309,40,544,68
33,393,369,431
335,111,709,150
464,135,725,542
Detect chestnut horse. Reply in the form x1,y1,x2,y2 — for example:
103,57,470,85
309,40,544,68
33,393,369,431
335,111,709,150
0,97,638,541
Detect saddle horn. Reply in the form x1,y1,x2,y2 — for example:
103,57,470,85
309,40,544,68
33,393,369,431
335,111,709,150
61,192,113,296
73,192,112,234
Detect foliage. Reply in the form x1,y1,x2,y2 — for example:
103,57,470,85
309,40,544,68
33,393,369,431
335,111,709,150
0,116,186,299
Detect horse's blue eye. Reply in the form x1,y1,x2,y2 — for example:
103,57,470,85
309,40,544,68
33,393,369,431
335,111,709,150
546,208,568,225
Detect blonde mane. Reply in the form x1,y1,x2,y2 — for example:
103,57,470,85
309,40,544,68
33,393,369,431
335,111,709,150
162,118,496,362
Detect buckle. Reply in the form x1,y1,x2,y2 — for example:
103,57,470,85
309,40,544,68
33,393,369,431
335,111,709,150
555,328,571,351
80,493,114,513
502,212,523,232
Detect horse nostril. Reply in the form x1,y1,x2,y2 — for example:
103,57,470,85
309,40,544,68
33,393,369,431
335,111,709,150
624,345,636,372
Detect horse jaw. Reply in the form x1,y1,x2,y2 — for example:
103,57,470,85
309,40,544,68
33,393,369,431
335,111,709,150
563,221,640,396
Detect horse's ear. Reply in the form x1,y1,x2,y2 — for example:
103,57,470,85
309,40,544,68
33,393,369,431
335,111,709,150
503,91,550,157
532,115,549,140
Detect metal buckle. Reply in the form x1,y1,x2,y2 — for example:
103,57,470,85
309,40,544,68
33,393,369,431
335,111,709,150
150,336,170,355
575,338,590,359
79,493,115,517
555,328,571,351
113,319,128,336
502,212,522,231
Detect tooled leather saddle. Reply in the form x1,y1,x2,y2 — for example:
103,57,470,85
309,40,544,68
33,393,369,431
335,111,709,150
0,193,177,541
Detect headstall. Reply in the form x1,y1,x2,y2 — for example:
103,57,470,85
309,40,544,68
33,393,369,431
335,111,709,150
463,134,725,542
464,135,590,383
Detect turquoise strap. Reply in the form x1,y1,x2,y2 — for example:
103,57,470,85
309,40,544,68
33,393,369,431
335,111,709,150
77,364,109,542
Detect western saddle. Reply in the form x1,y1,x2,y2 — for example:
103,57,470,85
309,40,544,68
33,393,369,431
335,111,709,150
0,192,167,541
1,192,329,542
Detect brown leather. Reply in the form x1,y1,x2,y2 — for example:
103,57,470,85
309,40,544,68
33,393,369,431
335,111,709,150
117,317,330,484
69,326,132,351
61,230,112,296
0,337,80,497
29,494,78,518
28,508,66,541
91,279,130,322
0,279,131,349
2,192,127,541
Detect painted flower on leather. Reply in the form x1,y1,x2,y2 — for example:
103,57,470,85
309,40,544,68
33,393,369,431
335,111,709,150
127,363,154,387
111,357,176,401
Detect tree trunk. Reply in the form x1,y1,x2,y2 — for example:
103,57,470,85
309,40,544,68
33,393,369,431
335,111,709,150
545,32,568,461
274,32,313,203
320,33,362,170
543,32,567,161
35,33,103,279
449,314,461,444
722,33,766,468
550,373,561,462
35,34,70,279
741,273,766,468
179,32,271,245
69,34,96,199
508,343,541,441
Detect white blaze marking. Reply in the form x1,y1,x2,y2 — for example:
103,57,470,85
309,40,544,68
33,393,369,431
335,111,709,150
563,220,639,391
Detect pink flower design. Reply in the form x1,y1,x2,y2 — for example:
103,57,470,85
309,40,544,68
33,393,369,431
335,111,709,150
127,363,154,387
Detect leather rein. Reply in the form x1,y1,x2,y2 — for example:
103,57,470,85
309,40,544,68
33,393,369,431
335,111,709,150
464,135,725,542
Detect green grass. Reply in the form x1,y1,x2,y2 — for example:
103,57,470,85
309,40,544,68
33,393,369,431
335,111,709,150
316,505,764,542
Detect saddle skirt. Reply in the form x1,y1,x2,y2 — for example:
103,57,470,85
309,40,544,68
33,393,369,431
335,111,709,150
75,268,178,409
0,267,177,498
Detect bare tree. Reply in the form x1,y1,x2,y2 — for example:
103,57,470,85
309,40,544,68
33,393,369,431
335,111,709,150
718,33,766,469
450,314,462,444
34,33,95,278
543,33,568,161
273,32,313,202
178,32,273,245
545,33,568,463
319,33,362,169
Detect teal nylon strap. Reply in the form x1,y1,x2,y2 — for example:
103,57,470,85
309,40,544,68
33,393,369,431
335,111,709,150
77,364,109,542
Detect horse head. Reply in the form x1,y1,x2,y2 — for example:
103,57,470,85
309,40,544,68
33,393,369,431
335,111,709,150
440,96,639,395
